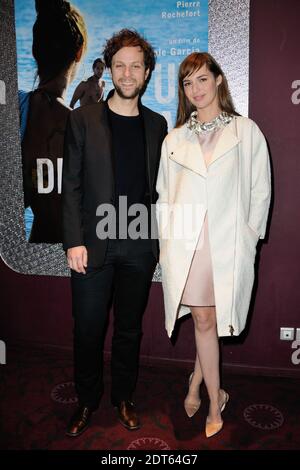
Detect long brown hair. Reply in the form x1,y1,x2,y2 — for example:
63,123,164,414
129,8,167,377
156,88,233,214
175,52,237,128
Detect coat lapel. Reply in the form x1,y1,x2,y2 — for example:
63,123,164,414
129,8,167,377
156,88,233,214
209,119,240,166
169,119,240,177
170,130,208,177
102,101,115,176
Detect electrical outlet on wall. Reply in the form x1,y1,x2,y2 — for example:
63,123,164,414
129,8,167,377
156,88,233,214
280,327,294,341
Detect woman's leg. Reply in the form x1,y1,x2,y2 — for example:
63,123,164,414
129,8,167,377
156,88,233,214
187,352,203,396
184,351,203,416
190,306,223,423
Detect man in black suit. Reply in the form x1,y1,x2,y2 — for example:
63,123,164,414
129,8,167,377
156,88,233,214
63,29,167,436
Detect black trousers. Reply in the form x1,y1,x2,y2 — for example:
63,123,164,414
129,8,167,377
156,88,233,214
71,238,156,409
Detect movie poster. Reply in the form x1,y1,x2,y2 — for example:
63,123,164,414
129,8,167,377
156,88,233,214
15,0,208,242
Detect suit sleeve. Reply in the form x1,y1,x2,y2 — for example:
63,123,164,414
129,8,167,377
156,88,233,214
248,123,271,239
156,136,170,242
156,137,169,204
62,111,85,250
161,117,168,142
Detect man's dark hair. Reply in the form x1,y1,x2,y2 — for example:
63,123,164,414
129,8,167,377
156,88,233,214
103,29,156,82
93,58,105,69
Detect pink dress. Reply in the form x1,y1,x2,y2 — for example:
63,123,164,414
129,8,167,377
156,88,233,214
181,127,224,306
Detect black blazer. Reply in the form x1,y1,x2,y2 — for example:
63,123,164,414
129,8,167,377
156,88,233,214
62,97,168,267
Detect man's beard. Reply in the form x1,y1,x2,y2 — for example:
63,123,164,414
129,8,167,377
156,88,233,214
113,81,143,100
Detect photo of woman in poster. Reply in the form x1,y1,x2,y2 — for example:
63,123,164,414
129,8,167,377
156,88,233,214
19,0,87,242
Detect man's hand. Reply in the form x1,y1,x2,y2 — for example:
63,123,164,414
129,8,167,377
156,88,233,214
67,246,88,274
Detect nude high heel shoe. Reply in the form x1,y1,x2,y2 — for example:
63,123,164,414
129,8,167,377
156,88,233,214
205,389,229,438
184,372,201,418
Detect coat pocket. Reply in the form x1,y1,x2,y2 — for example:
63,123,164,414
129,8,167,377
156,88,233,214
242,223,259,257
246,223,259,241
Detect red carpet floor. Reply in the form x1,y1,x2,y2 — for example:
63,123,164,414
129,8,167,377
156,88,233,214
0,346,300,451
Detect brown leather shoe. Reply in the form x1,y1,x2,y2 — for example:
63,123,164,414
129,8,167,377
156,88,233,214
115,400,140,430
66,406,93,437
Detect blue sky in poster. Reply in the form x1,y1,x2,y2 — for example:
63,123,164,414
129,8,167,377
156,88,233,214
15,0,208,128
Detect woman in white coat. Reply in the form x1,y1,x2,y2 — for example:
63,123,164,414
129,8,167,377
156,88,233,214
156,52,271,438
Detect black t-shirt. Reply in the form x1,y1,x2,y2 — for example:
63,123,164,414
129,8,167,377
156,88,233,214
108,108,147,236
109,109,146,204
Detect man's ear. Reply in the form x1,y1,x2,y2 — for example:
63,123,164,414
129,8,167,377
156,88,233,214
75,45,84,63
145,68,150,81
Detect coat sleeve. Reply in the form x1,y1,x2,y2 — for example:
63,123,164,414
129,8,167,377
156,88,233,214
248,123,271,239
62,111,85,250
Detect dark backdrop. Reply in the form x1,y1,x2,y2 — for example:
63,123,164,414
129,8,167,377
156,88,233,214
1,0,300,376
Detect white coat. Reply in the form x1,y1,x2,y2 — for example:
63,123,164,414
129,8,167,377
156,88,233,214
156,116,271,337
